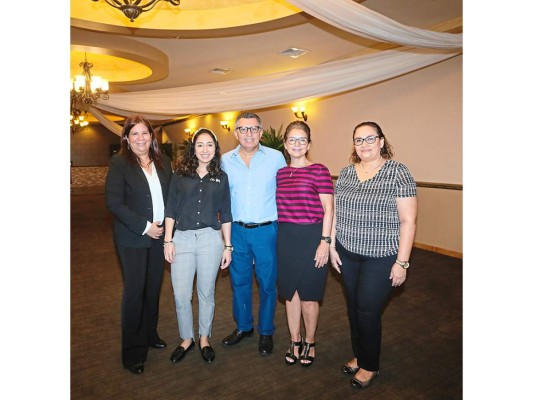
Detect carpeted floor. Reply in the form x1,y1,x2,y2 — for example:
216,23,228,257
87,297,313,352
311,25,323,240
71,190,462,399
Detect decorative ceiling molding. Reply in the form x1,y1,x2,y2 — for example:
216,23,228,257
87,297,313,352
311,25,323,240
71,0,302,32
71,28,169,85
70,13,311,39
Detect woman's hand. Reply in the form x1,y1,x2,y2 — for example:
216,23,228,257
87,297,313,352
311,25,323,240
220,249,232,270
314,241,330,268
329,247,342,273
389,263,407,287
147,221,163,239
164,242,175,263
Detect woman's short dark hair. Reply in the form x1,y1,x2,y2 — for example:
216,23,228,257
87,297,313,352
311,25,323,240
175,128,222,178
349,121,394,164
119,115,164,170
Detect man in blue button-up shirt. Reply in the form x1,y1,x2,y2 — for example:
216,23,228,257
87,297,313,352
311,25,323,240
220,112,287,356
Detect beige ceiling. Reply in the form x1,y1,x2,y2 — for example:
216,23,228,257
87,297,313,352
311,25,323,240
71,0,302,30
70,0,462,121
70,0,312,87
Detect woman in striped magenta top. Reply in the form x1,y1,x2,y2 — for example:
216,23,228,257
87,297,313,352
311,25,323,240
275,121,334,368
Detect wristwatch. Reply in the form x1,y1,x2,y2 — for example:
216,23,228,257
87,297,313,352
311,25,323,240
321,236,332,244
224,245,234,252
395,259,410,269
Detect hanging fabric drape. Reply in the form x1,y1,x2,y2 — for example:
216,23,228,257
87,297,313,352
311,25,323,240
89,106,164,137
95,48,460,118
285,0,462,49
91,0,462,123
89,106,123,136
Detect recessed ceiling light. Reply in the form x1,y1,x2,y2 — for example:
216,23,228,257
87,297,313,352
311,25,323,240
210,68,231,75
280,47,309,59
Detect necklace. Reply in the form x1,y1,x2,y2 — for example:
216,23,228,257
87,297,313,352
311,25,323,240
360,157,383,174
289,162,307,177
290,166,296,178
139,159,152,169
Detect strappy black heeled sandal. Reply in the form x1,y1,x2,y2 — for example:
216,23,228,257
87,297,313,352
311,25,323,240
285,337,302,366
300,341,315,367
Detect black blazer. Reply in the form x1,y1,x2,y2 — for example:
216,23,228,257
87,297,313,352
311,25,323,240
105,153,173,248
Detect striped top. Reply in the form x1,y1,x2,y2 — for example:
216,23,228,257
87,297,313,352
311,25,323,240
335,159,416,257
276,163,334,224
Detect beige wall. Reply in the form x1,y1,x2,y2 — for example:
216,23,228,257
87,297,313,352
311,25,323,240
78,55,463,256
71,124,120,166
415,186,462,257
164,55,462,183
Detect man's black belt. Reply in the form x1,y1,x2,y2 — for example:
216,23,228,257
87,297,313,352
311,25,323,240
235,221,273,229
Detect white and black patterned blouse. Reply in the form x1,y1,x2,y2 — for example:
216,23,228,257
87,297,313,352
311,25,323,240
335,159,416,257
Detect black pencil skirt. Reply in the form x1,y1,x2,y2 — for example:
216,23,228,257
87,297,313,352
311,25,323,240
276,222,328,301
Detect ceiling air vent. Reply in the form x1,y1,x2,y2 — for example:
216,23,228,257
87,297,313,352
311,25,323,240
280,47,309,59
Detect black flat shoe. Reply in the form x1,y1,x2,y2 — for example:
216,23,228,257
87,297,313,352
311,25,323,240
285,337,302,366
259,335,273,356
199,343,216,363
150,338,167,349
221,328,254,346
170,340,195,363
300,341,315,367
351,370,380,389
126,362,144,374
341,364,360,375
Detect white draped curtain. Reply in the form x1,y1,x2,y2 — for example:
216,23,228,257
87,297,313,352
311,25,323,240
91,0,462,135
286,0,462,49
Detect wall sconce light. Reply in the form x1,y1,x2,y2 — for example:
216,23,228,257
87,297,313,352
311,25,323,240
220,121,230,131
292,106,307,121
184,128,192,136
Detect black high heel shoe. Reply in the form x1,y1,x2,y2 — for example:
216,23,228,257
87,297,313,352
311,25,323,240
285,337,302,366
351,370,380,389
299,341,315,367
341,364,360,375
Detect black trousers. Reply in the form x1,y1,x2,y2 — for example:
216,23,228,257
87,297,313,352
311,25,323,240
116,237,164,367
336,241,396,371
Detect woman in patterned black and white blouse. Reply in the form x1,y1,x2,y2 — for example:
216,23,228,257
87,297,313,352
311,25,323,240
330,121,417,390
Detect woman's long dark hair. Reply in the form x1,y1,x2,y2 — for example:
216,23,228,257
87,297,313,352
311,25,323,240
119,115,164,170
175,128,222,178
349,121,394,164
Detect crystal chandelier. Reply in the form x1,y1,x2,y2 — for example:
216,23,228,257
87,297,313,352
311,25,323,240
70,112,89,131
91,0,181,22
70,53,109,133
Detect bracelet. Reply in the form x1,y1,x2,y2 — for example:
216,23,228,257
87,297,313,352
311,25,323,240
163,241,174,246
395,259,410,269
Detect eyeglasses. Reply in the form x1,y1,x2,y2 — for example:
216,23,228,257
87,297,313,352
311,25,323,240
287,137,309,145
353,135,380,146
236,126,261,135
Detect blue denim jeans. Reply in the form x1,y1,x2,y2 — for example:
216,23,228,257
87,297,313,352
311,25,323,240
229,221,278,336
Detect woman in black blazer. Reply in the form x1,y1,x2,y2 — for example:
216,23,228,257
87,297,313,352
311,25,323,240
105,115,173,374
